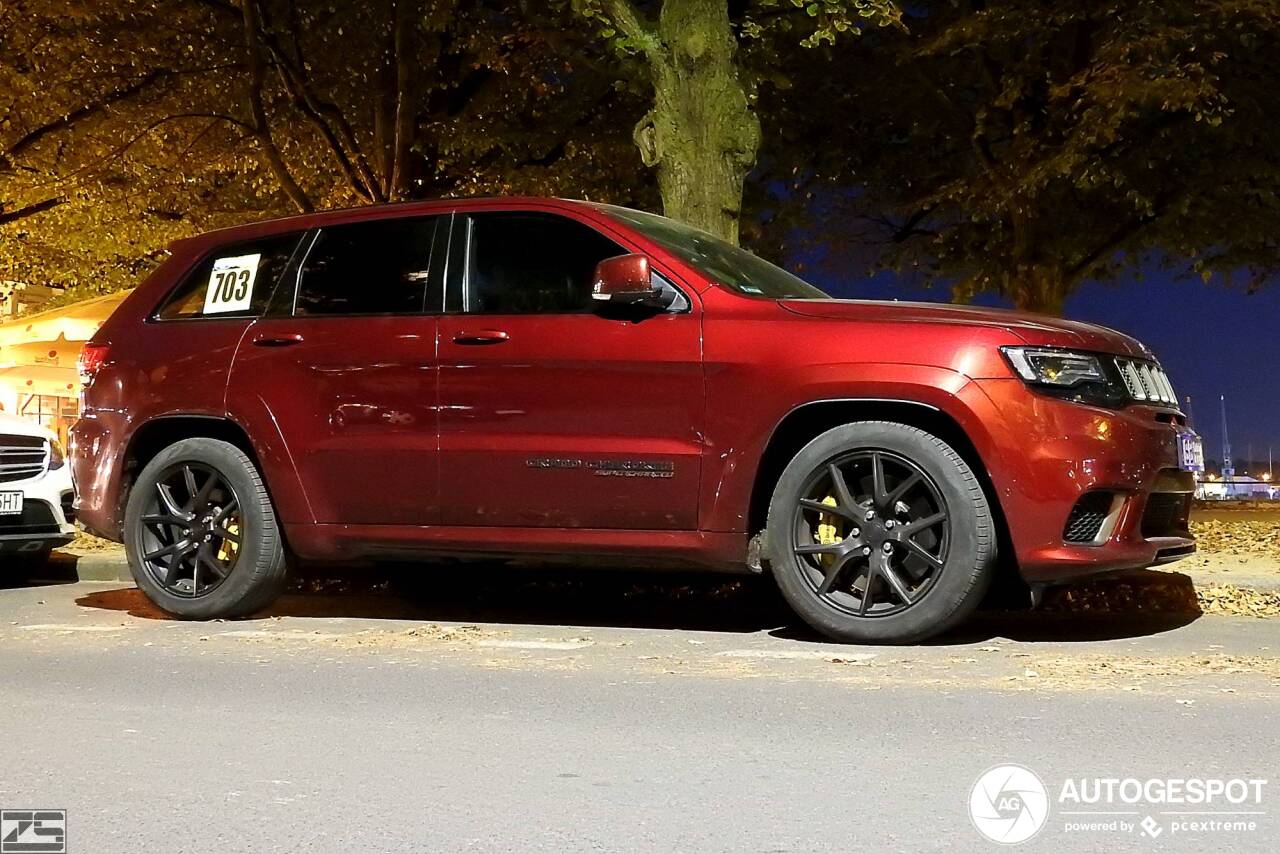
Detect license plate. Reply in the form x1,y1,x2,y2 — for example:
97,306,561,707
0,491,22,515
1177,429,1204,473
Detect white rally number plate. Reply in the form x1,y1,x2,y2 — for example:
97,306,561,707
202,253,261,314
1177,429,1205,473
0,491,23,515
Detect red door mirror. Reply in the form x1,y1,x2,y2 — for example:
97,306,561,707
591,254,658,306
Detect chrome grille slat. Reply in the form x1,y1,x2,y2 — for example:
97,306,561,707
1146,366,1167,402
0,433,50,484
1113,358,1178,407
1118,361,1145,399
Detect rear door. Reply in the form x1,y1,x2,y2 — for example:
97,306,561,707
228,215,446,525
436,209,704,530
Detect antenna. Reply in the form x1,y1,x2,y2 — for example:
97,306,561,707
1221,395,1233,482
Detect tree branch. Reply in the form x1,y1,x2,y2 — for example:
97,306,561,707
1,70,167,166
596,0,664,65
858,209,937,244
0,196,66,227
255,4,384,201
1065,189,1193,283
28,113,257,192
241,0,313,212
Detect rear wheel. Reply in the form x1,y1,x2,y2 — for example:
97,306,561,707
124,438,287,619
765,421,995,643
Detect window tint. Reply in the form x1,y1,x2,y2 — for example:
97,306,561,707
598,204,830,299
465,213,624,314
157,233,303,320
295,216,439,316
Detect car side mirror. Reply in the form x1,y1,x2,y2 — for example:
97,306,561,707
591,254,672,310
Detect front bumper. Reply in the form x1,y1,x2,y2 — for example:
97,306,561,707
972,379,1197,583
0,469,76,555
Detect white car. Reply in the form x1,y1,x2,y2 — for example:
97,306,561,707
0,411,75,566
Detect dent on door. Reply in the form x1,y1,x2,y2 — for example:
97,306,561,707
230,316,440,526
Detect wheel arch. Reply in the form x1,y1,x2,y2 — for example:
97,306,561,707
117,415,291,535
747,398,1017,580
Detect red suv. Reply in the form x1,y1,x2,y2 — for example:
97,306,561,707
70,198,1200,642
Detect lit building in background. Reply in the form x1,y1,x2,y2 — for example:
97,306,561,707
0,291,131,445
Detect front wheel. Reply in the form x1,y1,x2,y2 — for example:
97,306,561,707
765,421,995,644
124,438,287,619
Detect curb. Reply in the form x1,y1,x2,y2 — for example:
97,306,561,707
1153,566,1280,594
49,549,132,583
1084,566,1280,593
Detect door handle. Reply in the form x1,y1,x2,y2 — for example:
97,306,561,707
452,330,510,345
252,333,305,347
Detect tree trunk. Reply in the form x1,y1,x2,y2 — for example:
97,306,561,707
1011,267,1069,316
634,0,760,243
387,0,417,200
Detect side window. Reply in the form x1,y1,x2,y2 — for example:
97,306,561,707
295,216,439,316
156,233,303,320
465,213,624,314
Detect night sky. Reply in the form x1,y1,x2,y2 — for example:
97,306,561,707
809,268,1279,473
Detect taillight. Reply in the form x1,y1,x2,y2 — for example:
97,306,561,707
78,342,110,394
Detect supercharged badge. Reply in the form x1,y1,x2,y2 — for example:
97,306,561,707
526,458,675,478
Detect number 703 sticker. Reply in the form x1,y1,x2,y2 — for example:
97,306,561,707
203,253,261,314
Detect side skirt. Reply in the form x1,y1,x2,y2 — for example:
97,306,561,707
284,523,751,573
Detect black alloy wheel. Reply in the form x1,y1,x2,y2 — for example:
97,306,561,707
791,450,949,618
136,462,243,598
125,438,288,619
765,421,996,644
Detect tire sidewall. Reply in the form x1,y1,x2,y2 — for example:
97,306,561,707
124,438,281,619
766,422,993,643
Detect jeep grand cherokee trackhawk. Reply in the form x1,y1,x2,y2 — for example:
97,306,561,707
69,198,1201,643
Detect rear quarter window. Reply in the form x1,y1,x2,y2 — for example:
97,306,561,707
155,233,306,320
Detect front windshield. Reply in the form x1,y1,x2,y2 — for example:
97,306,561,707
597,205,830,300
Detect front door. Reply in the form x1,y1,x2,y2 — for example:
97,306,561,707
437,210,703,530
229,215,445,525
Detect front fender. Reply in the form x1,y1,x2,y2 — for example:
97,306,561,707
700,361,1006,533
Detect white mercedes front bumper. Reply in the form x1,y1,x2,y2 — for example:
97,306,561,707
0,454,76,556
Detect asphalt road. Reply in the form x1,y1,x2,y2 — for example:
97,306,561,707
0,575,1276,853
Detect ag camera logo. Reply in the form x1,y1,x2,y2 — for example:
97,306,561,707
969,764,1050,844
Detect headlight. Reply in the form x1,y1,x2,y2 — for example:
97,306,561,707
1000,346,1179,410
48,440,65,470
1001,347,1107,388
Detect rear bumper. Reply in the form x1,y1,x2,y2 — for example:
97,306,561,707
68,412,126,541
972,379,1196,584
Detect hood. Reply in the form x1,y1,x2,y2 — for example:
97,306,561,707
779,299,1151,358
0,411,56,442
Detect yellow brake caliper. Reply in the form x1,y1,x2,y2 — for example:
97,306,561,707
217,518,240,563
815,495,842,566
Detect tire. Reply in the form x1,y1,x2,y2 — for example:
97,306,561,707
124,438,287,619
765,421,995,643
